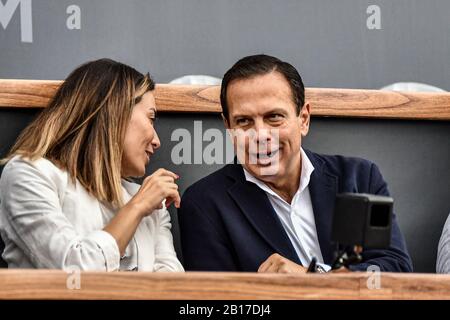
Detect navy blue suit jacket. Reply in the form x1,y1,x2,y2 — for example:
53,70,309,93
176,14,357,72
178,150,413,272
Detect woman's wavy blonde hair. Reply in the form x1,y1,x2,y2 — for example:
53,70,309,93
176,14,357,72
1,58,154,207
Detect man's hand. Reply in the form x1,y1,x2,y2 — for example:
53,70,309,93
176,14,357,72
258,253,307,273
258,253,353,273
330,266,351,273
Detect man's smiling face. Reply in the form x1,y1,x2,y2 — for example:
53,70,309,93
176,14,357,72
224,70,310,184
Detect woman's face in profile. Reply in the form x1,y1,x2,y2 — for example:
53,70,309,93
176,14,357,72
121,91,160,178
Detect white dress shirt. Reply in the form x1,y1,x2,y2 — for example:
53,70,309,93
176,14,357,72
243,148,330,271
0,155,184,272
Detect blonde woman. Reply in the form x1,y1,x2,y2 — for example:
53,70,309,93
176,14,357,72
0,59,184,272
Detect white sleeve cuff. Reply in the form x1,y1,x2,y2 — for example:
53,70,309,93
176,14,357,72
89,230,121,271
317,262,332,272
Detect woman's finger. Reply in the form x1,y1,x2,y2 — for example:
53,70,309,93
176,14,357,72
165,190,181,208
155,168,179,180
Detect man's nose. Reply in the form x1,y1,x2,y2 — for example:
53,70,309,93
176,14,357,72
253,120,272,144
152,130,161,150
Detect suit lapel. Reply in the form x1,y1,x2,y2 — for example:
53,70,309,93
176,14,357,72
226,165,301,264
305,150,338,265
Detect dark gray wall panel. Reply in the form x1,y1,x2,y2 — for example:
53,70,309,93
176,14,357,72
1,0,450,90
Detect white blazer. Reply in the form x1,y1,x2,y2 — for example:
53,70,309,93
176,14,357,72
0,155,184,272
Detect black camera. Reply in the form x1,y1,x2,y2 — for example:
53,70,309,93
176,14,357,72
332,193,393,249
306,193,394,272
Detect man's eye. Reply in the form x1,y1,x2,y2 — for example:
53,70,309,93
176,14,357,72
236,118,249,125
268,114,283,121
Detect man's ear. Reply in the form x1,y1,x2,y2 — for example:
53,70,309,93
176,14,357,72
222,113,231,129
300,102,311,137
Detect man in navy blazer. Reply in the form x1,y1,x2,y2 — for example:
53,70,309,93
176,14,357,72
178,54,413,273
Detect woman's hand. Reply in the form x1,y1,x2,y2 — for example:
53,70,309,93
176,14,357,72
105,168,180,256
128,168,181,217
258,253,307,273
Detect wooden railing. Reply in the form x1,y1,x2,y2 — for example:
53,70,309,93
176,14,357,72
0,270,450,300
1,79,450,120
